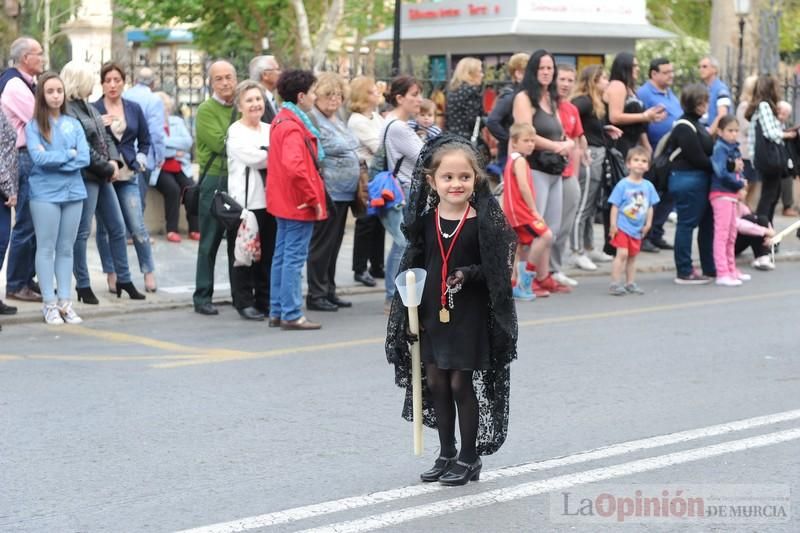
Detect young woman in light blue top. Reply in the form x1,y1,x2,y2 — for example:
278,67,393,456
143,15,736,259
25,72,90,324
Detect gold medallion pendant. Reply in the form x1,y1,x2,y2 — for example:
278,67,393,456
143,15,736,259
439,307,450,323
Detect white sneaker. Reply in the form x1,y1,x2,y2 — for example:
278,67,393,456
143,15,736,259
552,272,578,287
588,250,614,263
43,304,65,325
667,211,678,224
715,276,743,287
57,300,83,324
737,272,752,281
751,256,775,271
573,253,598,271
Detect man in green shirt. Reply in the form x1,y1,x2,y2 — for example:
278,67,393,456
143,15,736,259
193,60,238,315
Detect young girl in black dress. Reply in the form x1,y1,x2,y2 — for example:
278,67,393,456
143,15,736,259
386,134,518,486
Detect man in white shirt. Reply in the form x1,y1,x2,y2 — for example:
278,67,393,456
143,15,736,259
248,55,281,124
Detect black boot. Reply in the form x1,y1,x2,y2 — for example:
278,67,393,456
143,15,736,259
116,281,146,300
76,287,99,305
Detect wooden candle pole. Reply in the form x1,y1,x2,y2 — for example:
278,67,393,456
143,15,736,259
405,270,423,456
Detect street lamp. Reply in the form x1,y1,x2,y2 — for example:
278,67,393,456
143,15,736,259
734,0,751,100
391,0,402,76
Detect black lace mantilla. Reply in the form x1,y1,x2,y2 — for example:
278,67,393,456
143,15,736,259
385,134,518,456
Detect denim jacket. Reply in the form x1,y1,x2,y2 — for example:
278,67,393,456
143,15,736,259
310,107,360,202
711,138,745,194
165,115,193,177
25,115,89,202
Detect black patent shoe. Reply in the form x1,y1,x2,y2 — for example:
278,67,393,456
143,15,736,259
420,455,457,482
306,297,338,312
354,271,376,287
238,306,265,321
327,294,352,308
438,458,482,486
195,303,219,316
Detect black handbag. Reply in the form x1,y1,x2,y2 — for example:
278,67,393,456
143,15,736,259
210,190,243,231
754,119,791,179
86,161,116,181
530,150,568,175
183,105,239,216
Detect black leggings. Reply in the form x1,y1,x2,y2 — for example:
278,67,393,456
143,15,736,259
735,214,770,259
154,169,198,233
425,364,479,463
756,176,782,224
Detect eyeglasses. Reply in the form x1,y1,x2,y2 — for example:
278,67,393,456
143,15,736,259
322,92,343,98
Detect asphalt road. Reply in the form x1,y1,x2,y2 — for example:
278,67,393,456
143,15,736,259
1,266,799,532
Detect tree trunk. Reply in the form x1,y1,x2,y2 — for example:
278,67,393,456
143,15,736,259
758,0,781,75
351,26,363,77
289,0,313,69
312,0,345,71
709,0,735,79
365,41,376,77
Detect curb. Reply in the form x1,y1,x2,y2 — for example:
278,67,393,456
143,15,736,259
3,252,798,327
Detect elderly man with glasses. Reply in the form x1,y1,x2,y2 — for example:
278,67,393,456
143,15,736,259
0,36,45,303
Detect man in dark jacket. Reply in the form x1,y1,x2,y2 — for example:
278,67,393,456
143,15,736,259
249,55,281,124
486,53,528,168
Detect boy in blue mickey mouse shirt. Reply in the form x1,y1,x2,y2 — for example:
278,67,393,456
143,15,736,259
608,146,660,296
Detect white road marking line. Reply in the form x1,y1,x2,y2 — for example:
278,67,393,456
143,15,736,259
177,408,800,533
302,427,800,533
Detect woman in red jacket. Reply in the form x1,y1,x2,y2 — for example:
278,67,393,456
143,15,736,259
267,69,327,330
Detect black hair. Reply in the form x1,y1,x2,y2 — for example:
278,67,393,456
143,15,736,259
718,115,739,131
388,75,420,107
276,69,316,104
609,52,636,90
680,83,710,115
648,57,670,78
519,49,559,110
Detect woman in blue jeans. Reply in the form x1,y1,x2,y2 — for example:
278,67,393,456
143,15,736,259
379,76,423,312
266,69,328,330
25,72,89,324
667,83,716,284
62,61,144,304
93,62,157,293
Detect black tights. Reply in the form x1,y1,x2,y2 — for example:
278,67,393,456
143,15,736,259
425,363,479,463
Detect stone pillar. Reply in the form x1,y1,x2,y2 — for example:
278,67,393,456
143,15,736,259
61,0,112,96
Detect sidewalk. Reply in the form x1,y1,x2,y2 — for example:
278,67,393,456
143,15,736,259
3,213,799,326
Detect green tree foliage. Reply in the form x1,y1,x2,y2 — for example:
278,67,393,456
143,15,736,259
640,0,712,84
779,0,800,57
647,0,712,39
114,0,302,65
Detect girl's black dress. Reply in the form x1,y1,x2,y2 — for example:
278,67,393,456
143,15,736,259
419,214,490,371
386,132,519,456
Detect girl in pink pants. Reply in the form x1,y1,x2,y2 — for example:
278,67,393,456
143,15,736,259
709,116,747,286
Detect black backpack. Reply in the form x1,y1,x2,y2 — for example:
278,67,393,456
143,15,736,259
649,118,696,193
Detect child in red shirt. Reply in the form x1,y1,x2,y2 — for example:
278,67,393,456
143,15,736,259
502,123,554,300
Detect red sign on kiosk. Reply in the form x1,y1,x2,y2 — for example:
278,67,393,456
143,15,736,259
409,3,501,21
